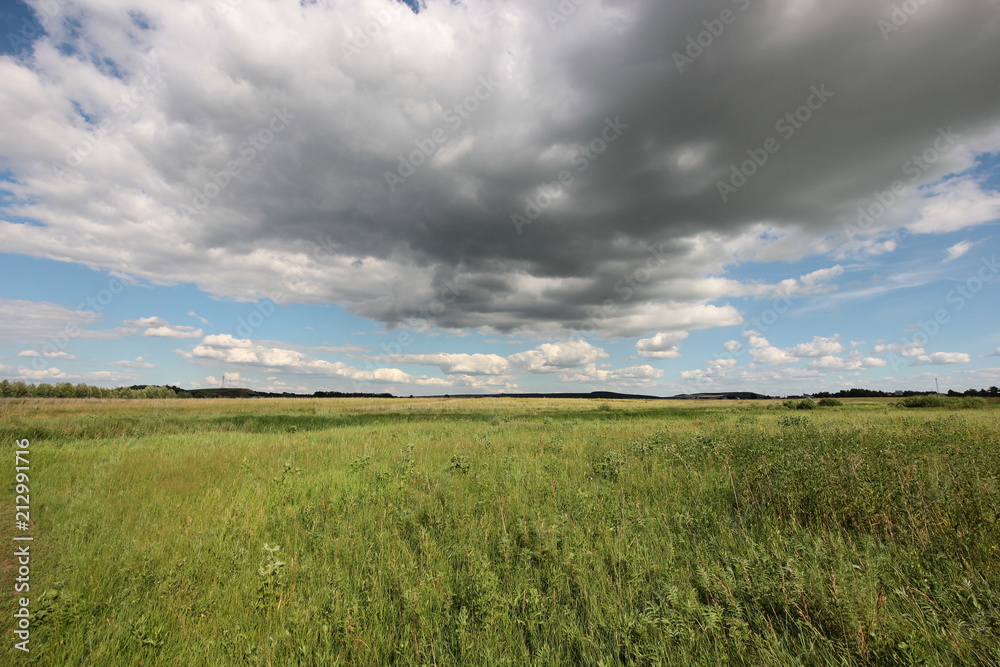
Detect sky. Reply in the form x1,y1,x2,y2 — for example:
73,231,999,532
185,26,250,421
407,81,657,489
1,0,999,397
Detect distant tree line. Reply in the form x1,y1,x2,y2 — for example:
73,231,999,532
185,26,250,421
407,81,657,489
0,380,182,399
0,381,399,399
812,387,1000,399
945,387,1000,397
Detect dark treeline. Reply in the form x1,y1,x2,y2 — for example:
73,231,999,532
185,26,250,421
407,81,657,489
812,387,1000,398
0,380,177,399
0,381,395,399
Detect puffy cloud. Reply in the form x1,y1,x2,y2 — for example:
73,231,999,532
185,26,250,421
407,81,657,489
873,342,925,357
742,331,770,349
807,355,846,369
180,334,450,386
508,339,609,373
908,179,1000,235
911,352,971,365
750,346,797,366
636,331,688,359
789,335,846,358
805,355,885,371
126,316,203,338
383,352,509,375
559,364,663,387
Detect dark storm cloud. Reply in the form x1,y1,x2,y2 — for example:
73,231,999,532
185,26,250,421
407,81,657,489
2,0,999,337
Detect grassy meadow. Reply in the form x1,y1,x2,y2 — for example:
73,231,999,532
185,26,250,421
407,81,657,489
2,396,999,665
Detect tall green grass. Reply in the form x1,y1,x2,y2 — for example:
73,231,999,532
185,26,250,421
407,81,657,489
2,398,998,665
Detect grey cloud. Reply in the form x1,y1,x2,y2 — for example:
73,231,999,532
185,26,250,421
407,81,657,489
2,0,999,338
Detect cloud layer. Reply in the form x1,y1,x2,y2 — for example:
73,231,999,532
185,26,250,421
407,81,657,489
2,0,999,343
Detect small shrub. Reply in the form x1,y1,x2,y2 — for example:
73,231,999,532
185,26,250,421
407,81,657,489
778,414,809,427
348,454,372,471
447,455,471,474
592,451,626,481
629,438,656,460
783,398,816,410
817,398,842,407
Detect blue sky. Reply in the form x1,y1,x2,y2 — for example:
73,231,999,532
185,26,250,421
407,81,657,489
1,0,999,396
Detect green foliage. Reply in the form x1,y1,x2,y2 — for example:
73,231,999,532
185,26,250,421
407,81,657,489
590,449,626,481
901,394,987,409
901,394,950,408
783,398,817,410
817,397,843,406
777,413,810,427
446,454,471,474
3,396,999,665
0,380,179,399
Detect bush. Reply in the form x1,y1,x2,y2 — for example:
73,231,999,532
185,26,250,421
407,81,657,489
778,414,810,427
783,398,816,410
817,398,842,407
900,394,950,408
592,451,626,481
900,395,986,409
956,396,987,409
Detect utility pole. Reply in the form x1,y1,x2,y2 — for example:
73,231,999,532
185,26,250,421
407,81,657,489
935,377,940,394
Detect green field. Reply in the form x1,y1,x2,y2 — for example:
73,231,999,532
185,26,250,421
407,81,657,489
3,397,999,665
